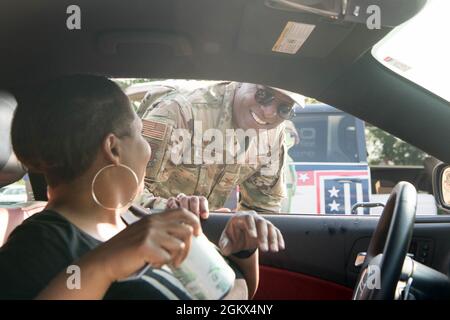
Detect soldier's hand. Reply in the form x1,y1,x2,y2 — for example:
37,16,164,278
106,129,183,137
166,193,209,219
218,211,285,257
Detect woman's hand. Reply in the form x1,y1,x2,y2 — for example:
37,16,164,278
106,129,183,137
96,208,201,282
36,208,201,300
166,193,209,219
218,211,285,256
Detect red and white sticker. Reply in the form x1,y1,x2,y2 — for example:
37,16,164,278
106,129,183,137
383,56,411,72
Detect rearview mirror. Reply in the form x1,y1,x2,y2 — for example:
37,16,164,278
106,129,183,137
433,163,450,212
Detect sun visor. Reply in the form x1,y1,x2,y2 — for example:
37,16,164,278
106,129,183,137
265,0,427,28
238,1,354,58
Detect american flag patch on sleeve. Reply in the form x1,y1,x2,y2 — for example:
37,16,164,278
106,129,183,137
142,119,167,141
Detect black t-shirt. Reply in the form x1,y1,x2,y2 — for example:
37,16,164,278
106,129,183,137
0,210,236,300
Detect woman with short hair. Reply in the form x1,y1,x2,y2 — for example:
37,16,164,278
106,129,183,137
0,75,284,299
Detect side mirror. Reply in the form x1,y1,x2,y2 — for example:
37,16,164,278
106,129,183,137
433,163,450,213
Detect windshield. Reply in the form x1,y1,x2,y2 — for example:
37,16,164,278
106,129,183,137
372,0,450,102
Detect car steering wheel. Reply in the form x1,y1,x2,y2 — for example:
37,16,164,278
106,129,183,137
353,181,417,300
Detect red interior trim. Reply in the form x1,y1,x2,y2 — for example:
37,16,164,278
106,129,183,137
0,202,46,247
254,265,353,300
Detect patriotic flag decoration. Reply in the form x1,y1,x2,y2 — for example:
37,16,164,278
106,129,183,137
320,176,370,214
297,170,314,186
142,119,167,140
141,119,169,165
291,164,371,215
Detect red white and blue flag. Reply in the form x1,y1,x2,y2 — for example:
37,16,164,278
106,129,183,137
291,163,371,214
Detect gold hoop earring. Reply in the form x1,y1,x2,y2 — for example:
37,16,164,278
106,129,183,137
91,164,139,211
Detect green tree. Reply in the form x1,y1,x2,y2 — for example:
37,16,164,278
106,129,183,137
365,125,427,165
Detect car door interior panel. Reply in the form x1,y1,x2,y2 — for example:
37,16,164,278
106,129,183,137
203,213,450,299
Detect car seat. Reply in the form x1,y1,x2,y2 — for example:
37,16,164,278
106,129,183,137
0,91,46,247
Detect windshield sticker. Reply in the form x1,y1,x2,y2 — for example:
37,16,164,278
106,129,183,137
383,56,411,73
272,21,315,55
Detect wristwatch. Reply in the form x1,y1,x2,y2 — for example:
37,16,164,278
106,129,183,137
232,248,257,259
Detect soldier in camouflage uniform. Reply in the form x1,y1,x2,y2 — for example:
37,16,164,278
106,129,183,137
138,81,302,213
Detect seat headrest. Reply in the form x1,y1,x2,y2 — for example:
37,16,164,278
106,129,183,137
0,91,26,188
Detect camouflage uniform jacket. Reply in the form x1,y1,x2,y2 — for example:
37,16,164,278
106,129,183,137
140,82,286,212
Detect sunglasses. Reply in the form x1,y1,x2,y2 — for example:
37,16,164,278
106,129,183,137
254,87,295,120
